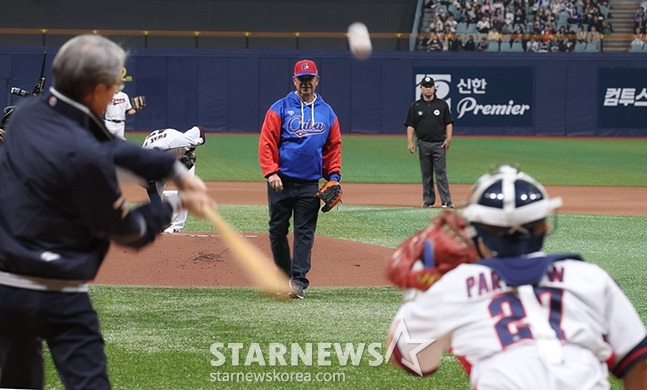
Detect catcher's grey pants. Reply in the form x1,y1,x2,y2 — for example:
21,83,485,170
417,139,452,205
0,285,109,389
267,180,320,289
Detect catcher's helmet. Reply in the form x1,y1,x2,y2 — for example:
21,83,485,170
463,165,562,257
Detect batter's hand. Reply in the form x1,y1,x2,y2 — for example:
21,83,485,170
268,173,283,192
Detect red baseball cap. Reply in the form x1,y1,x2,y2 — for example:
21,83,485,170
293,59,318,78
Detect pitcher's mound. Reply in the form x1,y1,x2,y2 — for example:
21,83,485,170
94,233,391,287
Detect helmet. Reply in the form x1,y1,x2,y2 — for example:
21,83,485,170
463,165,562,257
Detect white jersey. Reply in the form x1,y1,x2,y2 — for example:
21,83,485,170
393,253,647,390
104,91,132,139
142,126,205,233
142,126,205,151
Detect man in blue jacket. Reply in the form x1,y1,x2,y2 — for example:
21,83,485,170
258,59,342,299
0,34,213,389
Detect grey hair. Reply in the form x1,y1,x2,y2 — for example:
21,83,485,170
52,34,126,100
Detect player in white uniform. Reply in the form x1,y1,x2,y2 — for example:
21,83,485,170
142,126,206,233
104,88,137,139
388,165,647,389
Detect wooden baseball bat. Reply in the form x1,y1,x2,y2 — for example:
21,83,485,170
203,205,290,297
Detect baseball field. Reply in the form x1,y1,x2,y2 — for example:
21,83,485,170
42,135,647,389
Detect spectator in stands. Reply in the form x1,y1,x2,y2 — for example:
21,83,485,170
477,36,489,50
545,13,558,34
492,0,505,13
568,7,582,26
464,34,477,50
450,34,464,51
427,32,444,51
536,7,548,23
500,23,512,41
634,16,646,34
504,6,515,26
511,24,526,47
532,14,546,34
480,0,493,17
576,25,587,43
586,25,601,48
588,14,604,33
526,34,540,51
635,7,646,24
632,26,646,45
466,4,479,24
566,24,577,41
477,15,492,33
488,25,502,43
445,13,458,33
432,15,444,34
563,34,575,52
492,9,507,32
441,25,454,50
514,7,526,26
549,34,563,52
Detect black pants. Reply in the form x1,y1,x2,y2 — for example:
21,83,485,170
0,285,109,389
417,139,452,205
267,180,320,289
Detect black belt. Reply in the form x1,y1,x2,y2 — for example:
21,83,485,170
106,119,124,123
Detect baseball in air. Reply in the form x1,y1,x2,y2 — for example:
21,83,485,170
347,22,373,60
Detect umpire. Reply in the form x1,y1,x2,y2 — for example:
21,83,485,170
0,35,212,389
405,76,455,208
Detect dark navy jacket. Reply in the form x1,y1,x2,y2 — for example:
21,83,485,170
0,88,179,281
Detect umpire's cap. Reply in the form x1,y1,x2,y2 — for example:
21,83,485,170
420,76,435,87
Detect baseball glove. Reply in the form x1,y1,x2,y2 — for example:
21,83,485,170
385,210,478,291
315,180,343,213
179,149,197,170
131,95,146,112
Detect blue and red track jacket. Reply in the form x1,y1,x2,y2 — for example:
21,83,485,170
259,91,342,182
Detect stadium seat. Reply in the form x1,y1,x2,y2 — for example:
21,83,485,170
574,41,587,52
630,41,644,52
456,22,467,34
510,41,524,51
499,41,513,51
487,41,500,51
585,43,600,52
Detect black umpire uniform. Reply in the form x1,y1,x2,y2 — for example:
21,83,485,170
405,76,455,208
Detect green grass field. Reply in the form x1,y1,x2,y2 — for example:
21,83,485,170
41,135,646,389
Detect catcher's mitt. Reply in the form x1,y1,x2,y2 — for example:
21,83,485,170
315,180,342,213
385,210,478,291
131,95,146,112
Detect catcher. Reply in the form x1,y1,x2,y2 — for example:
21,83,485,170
142,125,206,233
104,85,145,139
385,165,647,389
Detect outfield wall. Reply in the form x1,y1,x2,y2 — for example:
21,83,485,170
1,48,646,136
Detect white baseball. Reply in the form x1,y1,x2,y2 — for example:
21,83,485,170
347,22,373,60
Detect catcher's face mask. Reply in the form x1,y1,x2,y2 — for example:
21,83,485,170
463,165,562,257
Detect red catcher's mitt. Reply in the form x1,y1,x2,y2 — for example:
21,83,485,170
316,180,342,212
385,210,478,291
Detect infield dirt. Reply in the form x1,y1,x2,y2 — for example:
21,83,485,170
94,182,646,287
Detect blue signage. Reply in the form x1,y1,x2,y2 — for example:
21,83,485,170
413,67,534,127
598,68,647,129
